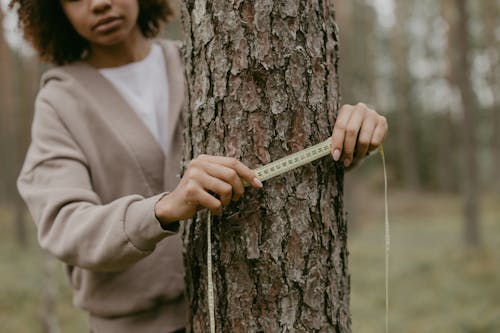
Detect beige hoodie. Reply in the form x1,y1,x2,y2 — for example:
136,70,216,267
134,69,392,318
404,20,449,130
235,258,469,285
17,40,187,333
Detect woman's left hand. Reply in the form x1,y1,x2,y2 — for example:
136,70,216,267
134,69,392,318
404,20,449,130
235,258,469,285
330,103,388,167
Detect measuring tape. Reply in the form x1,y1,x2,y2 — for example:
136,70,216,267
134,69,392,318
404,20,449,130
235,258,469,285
206,140,389,333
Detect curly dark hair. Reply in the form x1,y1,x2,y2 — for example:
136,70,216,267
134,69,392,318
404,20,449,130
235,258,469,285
9,0,176,65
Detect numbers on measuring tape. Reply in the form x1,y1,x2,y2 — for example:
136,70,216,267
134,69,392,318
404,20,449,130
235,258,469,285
248,139,332,184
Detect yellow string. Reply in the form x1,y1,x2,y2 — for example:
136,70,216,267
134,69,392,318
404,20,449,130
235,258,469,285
379,145,390,333
207,211,215,333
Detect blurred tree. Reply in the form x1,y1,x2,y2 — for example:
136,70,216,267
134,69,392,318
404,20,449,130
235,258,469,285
443,0,481,246
336,0,377,105
0,9,15,205
391,1,421,192
13,54,39,248
181,0,348,331
480,0,500,193
435,112,459,192
336,0,380,228
1,9,28,247
414,1,460,192
0,8,37,247
40,254,61,333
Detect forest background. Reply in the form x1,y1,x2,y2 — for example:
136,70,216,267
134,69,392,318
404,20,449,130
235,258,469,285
0,0,499,332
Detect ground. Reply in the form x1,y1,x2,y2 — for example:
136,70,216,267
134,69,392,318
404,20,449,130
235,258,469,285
0,187,498,332
349,190,500,333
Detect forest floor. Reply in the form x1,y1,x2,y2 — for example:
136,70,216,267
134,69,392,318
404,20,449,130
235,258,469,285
0,189,499,333
0,208,88,333
348,189,500,333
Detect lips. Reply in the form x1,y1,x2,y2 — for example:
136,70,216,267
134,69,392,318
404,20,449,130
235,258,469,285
92,16,123,32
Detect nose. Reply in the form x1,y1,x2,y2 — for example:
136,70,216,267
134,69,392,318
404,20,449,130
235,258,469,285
90,0,112,14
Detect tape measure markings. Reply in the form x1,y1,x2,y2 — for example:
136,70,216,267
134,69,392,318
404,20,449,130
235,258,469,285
243,139,332,185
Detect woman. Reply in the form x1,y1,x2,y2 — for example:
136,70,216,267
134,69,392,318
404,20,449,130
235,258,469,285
11,0,388,332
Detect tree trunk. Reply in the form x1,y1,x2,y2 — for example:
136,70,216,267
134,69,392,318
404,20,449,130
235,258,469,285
0,9,15,204
1,14,35,247
180,0,349,331
456,0,480,247
392,1,421,191
335,0,377,105
436,112,458,193
443,0,480,246
480,0,500,193
333,0,377,230
40,254,61,333
13,54,39,248
1,10,29,247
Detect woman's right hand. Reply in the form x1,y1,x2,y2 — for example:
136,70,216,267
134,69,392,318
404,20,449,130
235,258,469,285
154,155,263,226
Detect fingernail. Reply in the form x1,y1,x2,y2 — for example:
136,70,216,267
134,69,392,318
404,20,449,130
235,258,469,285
253,177,263,188
333,149,341,161
344,159,351,167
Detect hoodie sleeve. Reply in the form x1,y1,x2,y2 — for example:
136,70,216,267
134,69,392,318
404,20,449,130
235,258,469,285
18,97,176,272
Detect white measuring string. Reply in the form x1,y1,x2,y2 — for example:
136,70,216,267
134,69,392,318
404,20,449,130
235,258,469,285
205,140,389,333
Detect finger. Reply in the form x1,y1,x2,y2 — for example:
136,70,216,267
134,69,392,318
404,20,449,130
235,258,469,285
355,116,377,160
369,116,388,151
198,155,263,188
342,108,365,167
204,163,245,202
196,190,223,215
200,174,234,207
331,105,354,161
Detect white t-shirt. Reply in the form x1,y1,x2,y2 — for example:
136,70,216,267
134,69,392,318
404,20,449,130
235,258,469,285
99,43,169,154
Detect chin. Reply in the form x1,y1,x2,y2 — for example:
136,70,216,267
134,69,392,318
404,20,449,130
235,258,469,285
95,34,129,47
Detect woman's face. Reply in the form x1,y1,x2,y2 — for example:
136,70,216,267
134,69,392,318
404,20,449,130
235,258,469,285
59,0,140,48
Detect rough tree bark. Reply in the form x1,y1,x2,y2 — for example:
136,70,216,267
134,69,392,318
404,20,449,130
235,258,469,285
180,0,349,331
